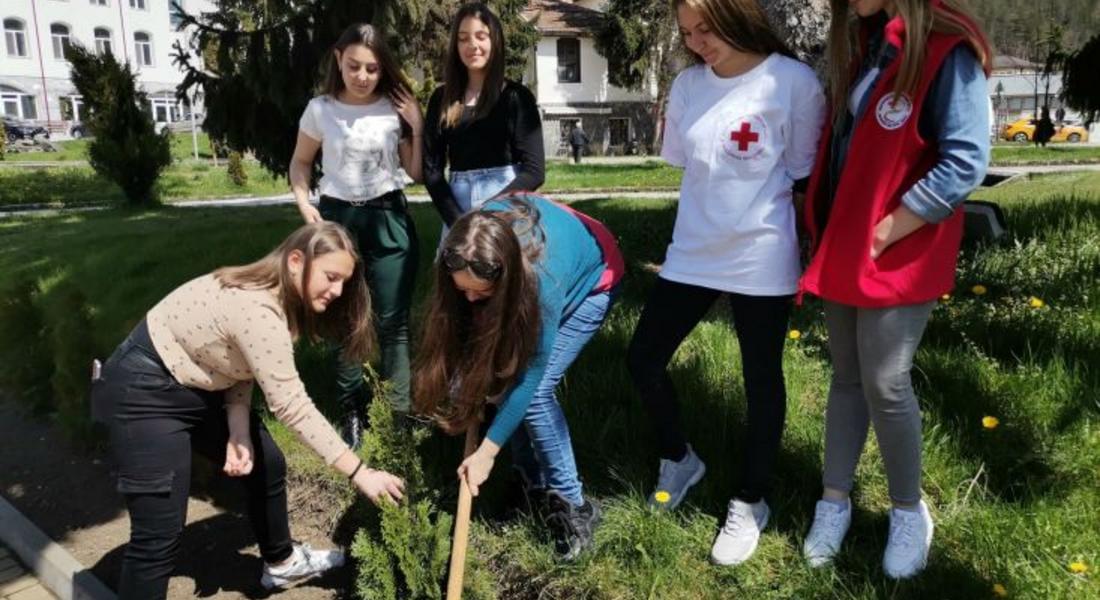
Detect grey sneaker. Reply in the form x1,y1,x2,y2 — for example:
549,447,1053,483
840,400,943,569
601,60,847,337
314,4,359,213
260,543,346,590
648,444,706,510
545,490,601,561
710,498,769,566
803,498,852,567
883,500,934,579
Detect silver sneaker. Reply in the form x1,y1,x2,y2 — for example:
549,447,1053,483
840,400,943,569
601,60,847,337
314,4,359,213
710,498,769,566
883,500,934,579
648,444,706,510
260,543,346,590
803,498,852,567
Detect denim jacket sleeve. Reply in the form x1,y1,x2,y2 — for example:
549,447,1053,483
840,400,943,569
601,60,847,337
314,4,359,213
901,45,991,224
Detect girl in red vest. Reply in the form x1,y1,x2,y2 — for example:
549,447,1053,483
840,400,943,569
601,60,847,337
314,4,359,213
799,0,991,579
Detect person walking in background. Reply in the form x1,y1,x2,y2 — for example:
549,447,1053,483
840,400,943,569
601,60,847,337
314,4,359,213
424,2,545,237
799,0,991,579
569,120,590,164
625,0,825,568
289,23,423,444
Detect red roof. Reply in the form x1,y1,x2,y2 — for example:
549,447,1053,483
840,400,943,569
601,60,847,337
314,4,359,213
522,1,605,36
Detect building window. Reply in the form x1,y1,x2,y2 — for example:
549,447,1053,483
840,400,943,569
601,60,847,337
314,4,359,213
557,38,580,83
4,18,28,58
60,96,85,122
1,86,38,120
134,31,153,67
90,0,108,6
130,0,147,10
94,27,112,55
51,23,73,60
609,117,630,147
150,95,180,123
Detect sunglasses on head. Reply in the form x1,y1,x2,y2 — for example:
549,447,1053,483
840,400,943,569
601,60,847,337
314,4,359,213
442,248,502,281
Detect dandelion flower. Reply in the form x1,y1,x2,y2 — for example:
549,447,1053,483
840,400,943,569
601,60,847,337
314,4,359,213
982,416,1000,429
940,293,952,302
1029,297,1045,309
788,329,802,340
992,583,1008,597
972,284,988,295
1069,561,1088,574
654,491,671,504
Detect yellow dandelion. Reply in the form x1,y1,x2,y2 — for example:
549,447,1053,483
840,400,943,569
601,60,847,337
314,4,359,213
1069,561,1088,574
940,293,952,302
992,583,1008,597
982,416,1000,430
972,284,988,295
1029,297,1045,309
654,491,671,504
788,329,802,340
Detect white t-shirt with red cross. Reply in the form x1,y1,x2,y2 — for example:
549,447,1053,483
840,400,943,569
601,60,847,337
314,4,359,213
660,54,825,295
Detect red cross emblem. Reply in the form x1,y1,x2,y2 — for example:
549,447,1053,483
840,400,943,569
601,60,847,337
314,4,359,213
729,121,759,152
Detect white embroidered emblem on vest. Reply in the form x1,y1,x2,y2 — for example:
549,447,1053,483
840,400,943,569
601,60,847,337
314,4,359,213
721,114,768,161
875,94,913,130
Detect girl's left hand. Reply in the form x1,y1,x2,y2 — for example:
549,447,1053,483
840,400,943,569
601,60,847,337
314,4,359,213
392,88,424,137
871,205,927,259
224,435,254,477
457,447,495,497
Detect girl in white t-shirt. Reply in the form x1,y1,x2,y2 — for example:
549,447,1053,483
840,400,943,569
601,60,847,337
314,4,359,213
625,0,825,566
289,23,424,443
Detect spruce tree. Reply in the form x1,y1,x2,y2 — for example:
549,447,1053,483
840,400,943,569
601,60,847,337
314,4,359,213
67,43,171,206
1063,34,1100,123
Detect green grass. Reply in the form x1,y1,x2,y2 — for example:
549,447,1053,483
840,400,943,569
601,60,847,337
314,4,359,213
991,144,1100,165
1,131,216,162
1,173,1098,598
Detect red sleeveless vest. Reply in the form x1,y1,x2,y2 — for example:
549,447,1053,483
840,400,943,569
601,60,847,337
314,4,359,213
799,16,967,308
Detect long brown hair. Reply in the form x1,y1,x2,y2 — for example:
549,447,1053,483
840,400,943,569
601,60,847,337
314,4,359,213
214,222,375,362
413,196,545,433
825,0,992,123
672,0,795,63
439,2,507,129
318,23,414,133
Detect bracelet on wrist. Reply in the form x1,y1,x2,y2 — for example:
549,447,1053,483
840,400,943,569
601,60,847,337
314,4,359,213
348,459,365,481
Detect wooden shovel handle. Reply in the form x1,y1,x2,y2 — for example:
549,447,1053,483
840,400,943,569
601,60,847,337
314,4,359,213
446,424,480,600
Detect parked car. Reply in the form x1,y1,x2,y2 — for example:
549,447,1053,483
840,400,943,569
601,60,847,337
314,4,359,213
1002,118,1089,143
2,116,50,142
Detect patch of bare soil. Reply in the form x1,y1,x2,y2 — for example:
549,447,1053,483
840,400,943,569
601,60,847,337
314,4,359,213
0,399,360,599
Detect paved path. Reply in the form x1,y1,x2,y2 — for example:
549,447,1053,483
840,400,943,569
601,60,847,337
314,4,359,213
0,545,56,600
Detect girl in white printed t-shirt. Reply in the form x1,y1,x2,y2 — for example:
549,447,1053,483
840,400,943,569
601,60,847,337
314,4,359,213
289,23,424,445
625,0,825,567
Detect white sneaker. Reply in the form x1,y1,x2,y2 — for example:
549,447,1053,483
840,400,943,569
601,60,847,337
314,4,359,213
883,500,934,579
710,498,769,566
260,543,346,590
803,498,852,567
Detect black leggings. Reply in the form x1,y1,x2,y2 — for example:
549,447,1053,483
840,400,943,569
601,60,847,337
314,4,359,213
626,277,792,502
94,321,292,599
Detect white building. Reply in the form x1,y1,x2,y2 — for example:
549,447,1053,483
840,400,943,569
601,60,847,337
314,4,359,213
1,0,214,137
522,0,658,156
988,55,1079,128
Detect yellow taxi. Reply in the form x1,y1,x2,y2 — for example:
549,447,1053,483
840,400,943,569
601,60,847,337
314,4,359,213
1002,118,1089,143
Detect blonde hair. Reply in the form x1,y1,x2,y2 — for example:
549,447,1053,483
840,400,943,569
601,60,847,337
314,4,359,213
672,0,795,63
214,222,375,362
825,0,992,123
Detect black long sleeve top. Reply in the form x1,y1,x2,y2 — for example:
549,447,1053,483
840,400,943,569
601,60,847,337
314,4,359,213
422,80,546,226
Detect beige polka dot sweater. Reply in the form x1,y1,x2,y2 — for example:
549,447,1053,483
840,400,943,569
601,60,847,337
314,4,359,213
146,274,349,465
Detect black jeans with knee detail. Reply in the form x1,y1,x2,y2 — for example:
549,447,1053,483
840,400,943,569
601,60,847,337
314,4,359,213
93,320,293,599
627,277,792,503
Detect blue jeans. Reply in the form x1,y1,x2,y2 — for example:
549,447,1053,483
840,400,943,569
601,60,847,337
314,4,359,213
509,288,617,507
441,165,517,245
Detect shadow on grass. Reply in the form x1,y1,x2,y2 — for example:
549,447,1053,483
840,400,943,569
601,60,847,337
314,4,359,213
0,168,124,207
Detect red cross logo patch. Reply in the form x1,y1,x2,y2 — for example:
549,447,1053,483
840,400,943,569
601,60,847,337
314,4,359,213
721,114,767,160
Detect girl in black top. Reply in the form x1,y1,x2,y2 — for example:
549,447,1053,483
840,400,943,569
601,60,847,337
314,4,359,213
423,2,545,229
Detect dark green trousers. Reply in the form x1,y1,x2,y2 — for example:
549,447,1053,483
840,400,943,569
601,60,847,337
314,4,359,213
319,194,418,413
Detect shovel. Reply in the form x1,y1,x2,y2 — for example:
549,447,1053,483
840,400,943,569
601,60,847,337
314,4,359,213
445,424,480,599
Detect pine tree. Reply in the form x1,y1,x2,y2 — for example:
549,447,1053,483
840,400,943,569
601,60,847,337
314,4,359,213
172,0,537,178
67,43,171,206
1063,34,1100,122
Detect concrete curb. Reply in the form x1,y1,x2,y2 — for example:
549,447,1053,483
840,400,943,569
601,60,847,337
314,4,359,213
0,496,115,600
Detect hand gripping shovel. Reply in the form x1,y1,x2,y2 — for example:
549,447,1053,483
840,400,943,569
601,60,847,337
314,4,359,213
446,424,480,599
